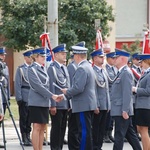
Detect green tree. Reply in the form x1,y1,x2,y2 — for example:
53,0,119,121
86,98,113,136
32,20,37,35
122,40,142,55
58,0,114,53
0,0,47,51
0,0,114,52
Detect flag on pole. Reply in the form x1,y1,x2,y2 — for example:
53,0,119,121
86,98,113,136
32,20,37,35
142,30,150,54
95,29,103,51
40,33,54,63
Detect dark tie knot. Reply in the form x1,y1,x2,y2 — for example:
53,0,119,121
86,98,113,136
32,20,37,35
117,71,120,75
41,66,44,70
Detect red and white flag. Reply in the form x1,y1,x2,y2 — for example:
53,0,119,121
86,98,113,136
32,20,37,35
142,30,150,54
95,29,103,51
40,33,54,63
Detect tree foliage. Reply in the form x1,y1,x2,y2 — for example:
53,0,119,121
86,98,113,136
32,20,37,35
0,0,47,51
58,0,114,52
0,0,114,52
122,40,142,55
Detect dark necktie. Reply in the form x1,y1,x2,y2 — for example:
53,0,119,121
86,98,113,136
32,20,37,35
61,66,65,75
137,67,141,74
116,71,120,78
111,67,116,75
101,69,105,81
41,66,44,70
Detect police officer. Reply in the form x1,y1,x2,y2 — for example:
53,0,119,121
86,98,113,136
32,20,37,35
27,47,62,150
62,46,97,150
67,42,85,149
132,54,150,150
0,47,10,113
14,50,33,146
131,53,142,74
131,53,142,141
90,49,110,150
0,47,10,148
0,91,4,122
104,52,117,143
67,41,85,86
111,49,142,150
47,44,70,150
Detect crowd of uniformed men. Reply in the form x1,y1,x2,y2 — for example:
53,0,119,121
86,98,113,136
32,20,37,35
0,42,150,150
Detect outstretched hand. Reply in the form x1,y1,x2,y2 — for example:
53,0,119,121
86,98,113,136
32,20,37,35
61,88,67,95
52,94,64,102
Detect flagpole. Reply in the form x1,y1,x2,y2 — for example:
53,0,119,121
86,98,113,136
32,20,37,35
44,16,47,67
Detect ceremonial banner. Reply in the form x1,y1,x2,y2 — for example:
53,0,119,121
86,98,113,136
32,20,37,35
40,33,54,64
142,31,150,54
95,29,103,52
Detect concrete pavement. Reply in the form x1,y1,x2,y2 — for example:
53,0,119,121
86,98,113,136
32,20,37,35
0,120,138,150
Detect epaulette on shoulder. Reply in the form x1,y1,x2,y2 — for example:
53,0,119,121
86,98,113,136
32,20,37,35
50,62,54,67
18,64,24,68
28,63,35,68
126,67,132,73
124,67,128,71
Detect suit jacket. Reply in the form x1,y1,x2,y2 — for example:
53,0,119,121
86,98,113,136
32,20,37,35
15,63,30,103
67,61,78,86
135,71,150,109
47,61,70,109
28,62,52,107
105,64,117,93
93,65,110,110
131,65,141,104
66,60,97,113
110,66,134,116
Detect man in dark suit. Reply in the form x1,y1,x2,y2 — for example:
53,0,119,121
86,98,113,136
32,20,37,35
111,49,142,150
47,44,70,150
62,45,97,150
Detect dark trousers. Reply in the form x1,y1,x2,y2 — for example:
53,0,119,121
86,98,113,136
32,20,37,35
3,103,7,114
113,116,142,150
18,101,31,134
0,103,7,126
105,111,113,131
132,107,138,133
68,111,93,150
50,109,68,150
92,110,107,150
68,110,79,150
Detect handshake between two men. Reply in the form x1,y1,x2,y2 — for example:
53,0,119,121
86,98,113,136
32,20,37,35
51,82,68,102
52,93,66,102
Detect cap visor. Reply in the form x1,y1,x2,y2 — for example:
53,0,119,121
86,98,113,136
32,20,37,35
39,54,46,56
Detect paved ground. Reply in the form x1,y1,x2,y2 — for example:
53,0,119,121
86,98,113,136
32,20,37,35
0,120,140,150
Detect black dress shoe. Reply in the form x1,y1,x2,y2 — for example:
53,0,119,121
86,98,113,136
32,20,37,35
23,141,32,146
124,138,128,142
0,144,4,148
43,140,50,146
64,139,68,144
